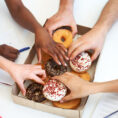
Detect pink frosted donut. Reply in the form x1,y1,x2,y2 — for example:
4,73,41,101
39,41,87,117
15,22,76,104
43,79,67,101
70,52,91,73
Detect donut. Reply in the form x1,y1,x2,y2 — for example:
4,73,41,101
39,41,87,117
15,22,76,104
52,72,90,109
52,99,81,109
53,29,73,48
43,79,67,101
71,71,91,81
70,52,92,73
45,58,71,77
26,83,46,102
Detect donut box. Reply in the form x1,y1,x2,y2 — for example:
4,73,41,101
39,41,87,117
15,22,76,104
11,25,97,118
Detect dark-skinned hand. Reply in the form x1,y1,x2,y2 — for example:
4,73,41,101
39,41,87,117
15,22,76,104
35,27,69,66
0,44,19,61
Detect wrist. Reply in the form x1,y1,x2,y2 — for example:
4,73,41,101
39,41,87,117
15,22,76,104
0,56,15,73
58,0,73,14
88,82,105,95
93,21,111,36
34,24,43,35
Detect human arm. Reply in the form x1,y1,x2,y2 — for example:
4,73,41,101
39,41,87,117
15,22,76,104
53,72,118,102
0,56,46,95
0,44,19,61
5,0,68,66
44,0,77,36
69,0,118,61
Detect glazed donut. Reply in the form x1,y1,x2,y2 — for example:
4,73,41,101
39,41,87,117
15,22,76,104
43,79,67,101
45,58,71,77
52,99,81,109
26,83,46,102
53,29,73,48
71,71,91,81
70,52,92,73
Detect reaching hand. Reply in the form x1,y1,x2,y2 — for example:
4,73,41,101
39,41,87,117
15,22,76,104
0,44,19,61
9,64,46,95
35,27,68,66
68,28,106,61
44,11,77,37
52,72,92,102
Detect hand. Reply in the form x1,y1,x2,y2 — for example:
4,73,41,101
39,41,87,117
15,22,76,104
9,63,46,95
35,27,68,66
52,72,92,102
44,10,77,37
68,27,106,61
0,44,19,61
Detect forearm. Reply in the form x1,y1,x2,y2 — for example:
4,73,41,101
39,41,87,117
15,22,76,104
89,80,118,95
94,0,118,34
5,0,42,33
59,0,74,13
0,56,14,73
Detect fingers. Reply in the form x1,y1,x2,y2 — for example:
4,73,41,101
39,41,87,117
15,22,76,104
17,81,26,96
52,72,70,85
56,47,68,66
6,53,19,61
60,94,73,103
71,24,78,37
91,49,100,62
37,48,42,63
57,43,67,53
34,69,46,78
10,48,19,54
31,75,45,85
68,40,83,57
45,22,62,37
50,52,61,65
70,45,87,60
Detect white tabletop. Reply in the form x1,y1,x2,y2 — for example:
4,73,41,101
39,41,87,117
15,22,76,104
1,0,117,118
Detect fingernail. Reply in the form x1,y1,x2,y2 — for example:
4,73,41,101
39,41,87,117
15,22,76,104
60,100,64,103
23,91,26,96
66,57,69,60
58,62,61,65
65,63,67,66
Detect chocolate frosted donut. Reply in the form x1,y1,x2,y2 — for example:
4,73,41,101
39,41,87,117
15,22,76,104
26,83,46,102
45,58,71,77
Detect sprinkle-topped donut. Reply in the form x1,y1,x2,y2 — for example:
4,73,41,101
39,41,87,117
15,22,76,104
43,79,67,101
70,52,91,73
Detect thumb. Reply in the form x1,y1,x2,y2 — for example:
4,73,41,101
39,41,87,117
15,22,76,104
17,81,26,96
37,48,42,63
60,94,73,103
71,25,77,37
91,49,100,62
32,75,45,85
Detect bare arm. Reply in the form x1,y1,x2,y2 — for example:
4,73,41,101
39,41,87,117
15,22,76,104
58,0,74,12
52,73,118,102
69,0,118,61
0,56,46,95
5,0,68,66
94,0,118,33
45,0,77,36
91,80,118,94
5,0,42,33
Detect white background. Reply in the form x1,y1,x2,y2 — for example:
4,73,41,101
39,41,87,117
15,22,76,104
1,0,118,118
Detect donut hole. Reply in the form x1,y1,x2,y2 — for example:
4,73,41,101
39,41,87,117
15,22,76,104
61,36,65,42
